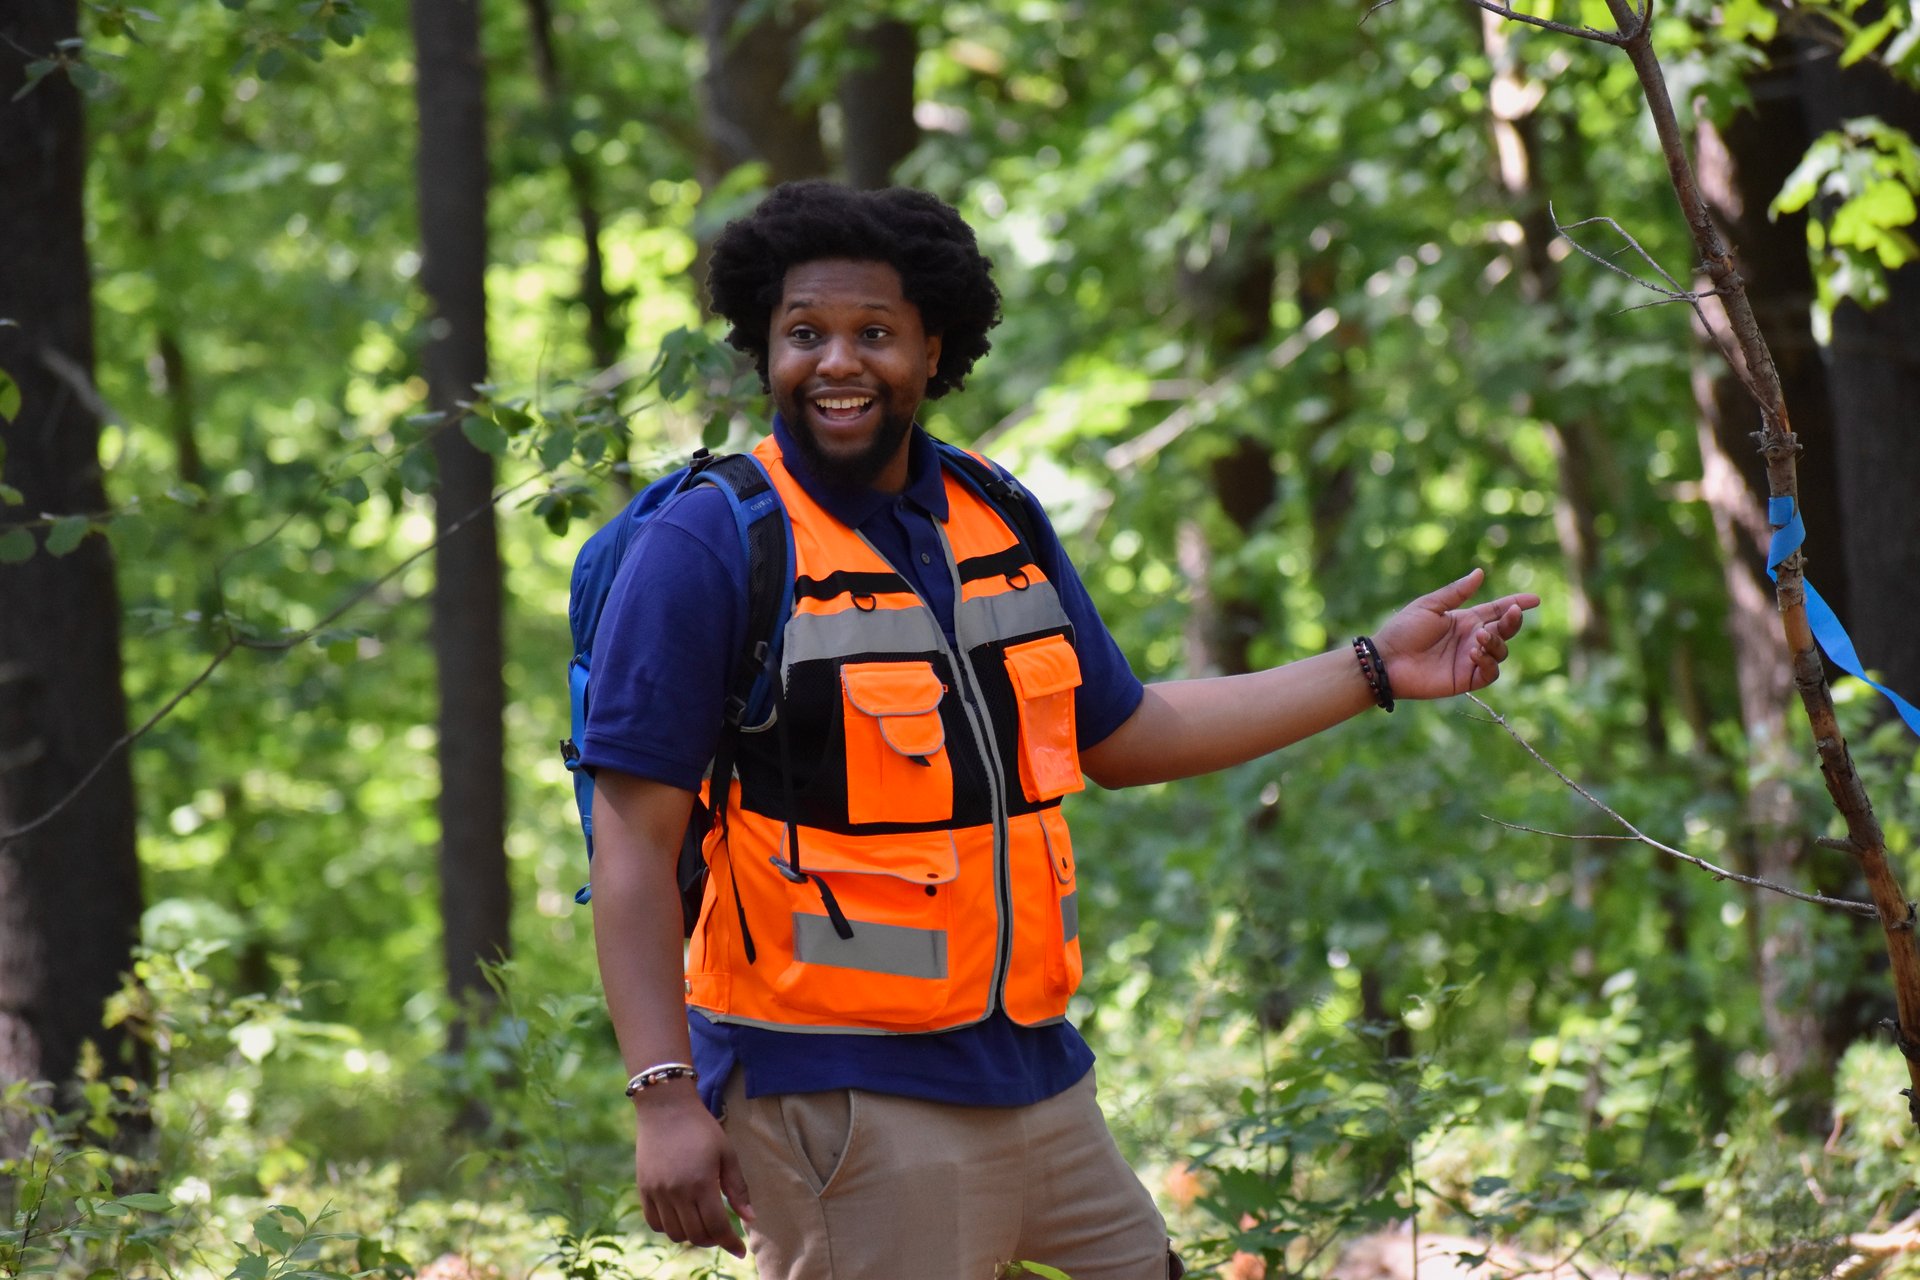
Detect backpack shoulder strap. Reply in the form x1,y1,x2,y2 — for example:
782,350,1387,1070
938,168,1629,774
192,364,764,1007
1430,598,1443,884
686,450,790,732
934,439,1046,560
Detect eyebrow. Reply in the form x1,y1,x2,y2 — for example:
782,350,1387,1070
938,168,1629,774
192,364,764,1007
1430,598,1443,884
781,298,896,314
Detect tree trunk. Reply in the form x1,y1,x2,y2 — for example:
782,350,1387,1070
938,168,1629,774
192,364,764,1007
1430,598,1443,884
1794,35,1920,713
522,0,622,372
409,0,510,1032
0,0,144,1109
700,0,828,189
838,19,919,188
1692,93,1831,1109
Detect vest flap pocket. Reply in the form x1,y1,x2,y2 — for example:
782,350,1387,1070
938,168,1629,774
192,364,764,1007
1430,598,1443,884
840,661,953,824
784,828,959,885
842,661,945,718
1001,636,1084,803
1003,636,1082,700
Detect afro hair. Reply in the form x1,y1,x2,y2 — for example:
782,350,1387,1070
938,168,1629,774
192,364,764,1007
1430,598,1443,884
706,182,1002,400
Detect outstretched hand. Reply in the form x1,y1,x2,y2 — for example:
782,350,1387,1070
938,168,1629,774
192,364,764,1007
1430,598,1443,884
1372,568,1541,701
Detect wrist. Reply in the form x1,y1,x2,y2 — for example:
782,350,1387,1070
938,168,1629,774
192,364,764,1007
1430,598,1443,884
629,1074,702,1111
1351,635,1395,713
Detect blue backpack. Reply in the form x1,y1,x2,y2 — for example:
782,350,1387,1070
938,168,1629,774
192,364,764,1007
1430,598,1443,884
561,442,1045,938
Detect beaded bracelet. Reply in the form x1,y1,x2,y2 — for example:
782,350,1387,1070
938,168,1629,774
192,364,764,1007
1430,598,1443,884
1352,635,1395,713
625,1063,698,1097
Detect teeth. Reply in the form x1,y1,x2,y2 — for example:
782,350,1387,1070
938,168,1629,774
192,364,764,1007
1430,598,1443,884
815,397,872,410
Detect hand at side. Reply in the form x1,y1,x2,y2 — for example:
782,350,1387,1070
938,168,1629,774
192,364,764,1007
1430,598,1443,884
633,1083,754,1258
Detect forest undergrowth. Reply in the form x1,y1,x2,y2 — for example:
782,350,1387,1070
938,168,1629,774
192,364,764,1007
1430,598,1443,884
6,941,1916,1280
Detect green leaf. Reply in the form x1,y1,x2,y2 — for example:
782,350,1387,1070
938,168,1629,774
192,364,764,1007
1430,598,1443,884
1842,12,1901,66
1007,1264,1073,1280
398,448,437,494
65,61,108,98
0,484,21,507
461,414,510,456
493,401,534,436
252,1211,294,1254
538,426,576,471
257,46,287,78
115,1193,175,1212
332,474,370,506
11,60,57,102
0,368,20,422
45,515,90,557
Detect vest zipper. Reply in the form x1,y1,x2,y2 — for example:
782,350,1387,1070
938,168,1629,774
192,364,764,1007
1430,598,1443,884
855,521,1017,1019
929,523,1016,1016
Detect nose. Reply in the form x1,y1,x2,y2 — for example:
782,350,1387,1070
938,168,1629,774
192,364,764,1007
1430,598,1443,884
816,333,861,379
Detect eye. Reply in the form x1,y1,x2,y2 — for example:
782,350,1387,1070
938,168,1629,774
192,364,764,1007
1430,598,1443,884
787,324,818,343
861,325,891,341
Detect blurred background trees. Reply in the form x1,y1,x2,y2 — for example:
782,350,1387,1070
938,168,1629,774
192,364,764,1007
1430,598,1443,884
1,0,1917,1273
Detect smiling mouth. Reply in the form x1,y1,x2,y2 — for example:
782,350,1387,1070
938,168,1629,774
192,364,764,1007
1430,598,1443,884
811,394,876,424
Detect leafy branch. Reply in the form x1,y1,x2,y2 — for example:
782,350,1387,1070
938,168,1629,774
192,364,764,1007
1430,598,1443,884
1459,0,1920,1126
0,325,750,848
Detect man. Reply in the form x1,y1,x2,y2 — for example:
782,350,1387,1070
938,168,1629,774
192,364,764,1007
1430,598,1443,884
580,182,1539,1278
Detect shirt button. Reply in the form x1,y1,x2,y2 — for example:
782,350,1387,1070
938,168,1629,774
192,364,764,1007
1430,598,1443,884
920,552,931,564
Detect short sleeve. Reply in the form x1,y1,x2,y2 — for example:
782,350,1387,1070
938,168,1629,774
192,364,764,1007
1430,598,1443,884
577,486,748,791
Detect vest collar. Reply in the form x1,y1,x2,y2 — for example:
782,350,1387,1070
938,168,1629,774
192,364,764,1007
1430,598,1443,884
770,413,952,529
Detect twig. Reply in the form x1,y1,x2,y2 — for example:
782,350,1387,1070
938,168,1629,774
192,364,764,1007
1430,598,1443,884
1103,308,1339,471
1467,695,1879,918
0,476,538,846
1368,0,1631,42
1549,208,1766,406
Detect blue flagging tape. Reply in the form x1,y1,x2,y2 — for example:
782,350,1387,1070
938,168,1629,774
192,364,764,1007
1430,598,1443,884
1767,496,1920,738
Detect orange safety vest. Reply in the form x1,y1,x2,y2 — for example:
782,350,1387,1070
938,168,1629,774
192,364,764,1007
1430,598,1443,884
685,435,1087,1034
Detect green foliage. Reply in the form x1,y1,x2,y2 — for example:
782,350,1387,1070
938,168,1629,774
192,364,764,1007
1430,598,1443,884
40,0,1920,1273
1773,116,1920,339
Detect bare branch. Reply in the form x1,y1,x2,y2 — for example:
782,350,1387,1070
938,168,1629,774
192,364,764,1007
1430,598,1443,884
1462,0,1627,45
1551,207,1767,406
1103,309,1339,471
0,475,540,846
1468,696,1880,919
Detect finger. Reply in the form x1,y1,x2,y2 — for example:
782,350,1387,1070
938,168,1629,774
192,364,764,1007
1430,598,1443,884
641,1193,665,1237
720,1146,755,1226
1420,567,1486,612
692,1181,747,1258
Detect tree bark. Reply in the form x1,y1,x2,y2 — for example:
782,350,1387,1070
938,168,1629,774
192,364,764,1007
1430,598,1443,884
409,0,510,1030
1793,32,1920,711
700,0,828,189
0,0,144,1108
838,19,919,188
522,0,622,372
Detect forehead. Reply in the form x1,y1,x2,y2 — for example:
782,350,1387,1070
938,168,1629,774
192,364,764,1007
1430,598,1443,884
777,258,909,312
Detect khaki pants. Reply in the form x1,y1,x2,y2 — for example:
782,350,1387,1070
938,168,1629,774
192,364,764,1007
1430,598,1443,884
722,1069,1179,1279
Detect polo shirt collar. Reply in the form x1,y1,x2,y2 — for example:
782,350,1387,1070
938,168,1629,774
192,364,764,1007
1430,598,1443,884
770,413,951,528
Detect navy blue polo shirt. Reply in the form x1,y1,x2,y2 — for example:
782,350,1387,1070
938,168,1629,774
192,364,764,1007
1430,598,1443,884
579,415,1142,1114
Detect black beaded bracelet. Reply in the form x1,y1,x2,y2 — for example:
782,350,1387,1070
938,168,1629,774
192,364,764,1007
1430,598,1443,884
1352,635,1395,713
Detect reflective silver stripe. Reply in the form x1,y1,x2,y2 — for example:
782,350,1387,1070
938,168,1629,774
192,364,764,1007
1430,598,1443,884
792,914,949,980
693,1008,989,1036
958,580,1070,644
785,605,944,666
1059,890,1079,943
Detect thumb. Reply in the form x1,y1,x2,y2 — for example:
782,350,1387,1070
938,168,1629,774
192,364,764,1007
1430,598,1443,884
1420,566,1485,612
720,1142,754,1224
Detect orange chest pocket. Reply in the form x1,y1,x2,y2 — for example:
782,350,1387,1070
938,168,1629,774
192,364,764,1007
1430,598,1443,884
1002,635,1085,803
840,660,954,825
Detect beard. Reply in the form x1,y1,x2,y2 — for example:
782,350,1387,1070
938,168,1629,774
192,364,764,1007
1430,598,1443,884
780,394,916,491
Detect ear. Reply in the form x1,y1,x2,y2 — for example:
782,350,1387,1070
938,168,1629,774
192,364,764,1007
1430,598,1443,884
925,333,943,379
